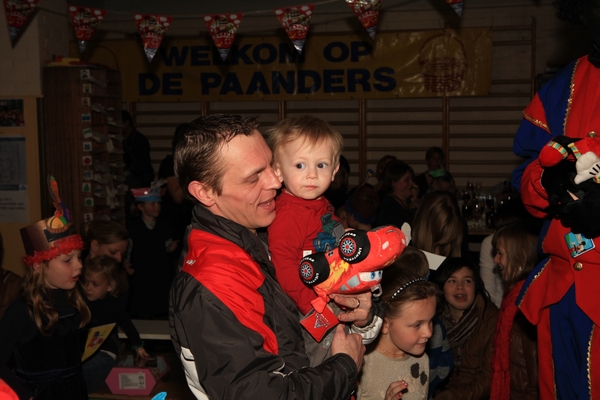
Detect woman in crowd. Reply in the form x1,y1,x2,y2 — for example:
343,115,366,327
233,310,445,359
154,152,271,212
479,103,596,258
374,160,415,229
411,191,464,258
81,219,131,301
81,219,130,269
490,222,539,399
430,257,499,400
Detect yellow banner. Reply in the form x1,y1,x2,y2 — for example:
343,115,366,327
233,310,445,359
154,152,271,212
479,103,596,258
75,29,492,102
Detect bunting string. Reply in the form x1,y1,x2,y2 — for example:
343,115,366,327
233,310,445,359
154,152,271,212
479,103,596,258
5,0,464,59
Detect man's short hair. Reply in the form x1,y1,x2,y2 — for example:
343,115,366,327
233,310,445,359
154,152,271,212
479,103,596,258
267,115,343,164
122,110,133,126
174,114,259,201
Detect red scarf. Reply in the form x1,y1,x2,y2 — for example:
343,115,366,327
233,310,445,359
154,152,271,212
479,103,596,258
490,280,525,400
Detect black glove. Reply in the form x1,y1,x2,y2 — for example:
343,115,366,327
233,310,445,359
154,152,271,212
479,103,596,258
541,160,579,210
559,184,600,238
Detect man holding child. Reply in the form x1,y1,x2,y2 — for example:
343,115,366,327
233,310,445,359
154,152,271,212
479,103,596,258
169,114,371,399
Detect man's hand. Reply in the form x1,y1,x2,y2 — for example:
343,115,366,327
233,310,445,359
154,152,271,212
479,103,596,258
330,324,365,370
330,291,372,327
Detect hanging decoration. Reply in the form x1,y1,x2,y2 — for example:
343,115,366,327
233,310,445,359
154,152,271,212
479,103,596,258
69,5,106,53
274,4,314,54
3,0,39,45
346,0,381,41
203,13,243,61
446,0,463,17
134,14,172,62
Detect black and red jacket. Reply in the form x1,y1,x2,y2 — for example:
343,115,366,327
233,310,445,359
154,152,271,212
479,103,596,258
169,205,358,399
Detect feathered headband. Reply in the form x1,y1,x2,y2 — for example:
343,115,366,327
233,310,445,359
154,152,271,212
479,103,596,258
20,176,83,266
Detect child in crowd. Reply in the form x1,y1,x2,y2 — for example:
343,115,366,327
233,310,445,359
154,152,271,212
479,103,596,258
490,222,539,399
383,247,454,400
0,178,91,399
267,115,346,314
358,268,438,400
81,256,149,393
430,258,499,400
127,184,177,318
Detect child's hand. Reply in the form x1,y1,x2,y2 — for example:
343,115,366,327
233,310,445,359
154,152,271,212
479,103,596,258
135,347,150,364
385,380,408,400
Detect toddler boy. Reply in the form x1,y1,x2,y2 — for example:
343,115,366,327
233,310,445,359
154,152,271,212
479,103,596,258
267,115,346,314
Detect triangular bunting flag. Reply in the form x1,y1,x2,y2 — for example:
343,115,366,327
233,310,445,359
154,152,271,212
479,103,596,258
203,13,243,61
446,0,463,17
274,4,314,54
346,0,381,41
3,0,39,45
134,14,172,62
69,5,106,53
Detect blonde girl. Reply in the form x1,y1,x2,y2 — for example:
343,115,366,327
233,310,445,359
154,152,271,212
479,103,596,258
358,269,439,400
0,179,90,399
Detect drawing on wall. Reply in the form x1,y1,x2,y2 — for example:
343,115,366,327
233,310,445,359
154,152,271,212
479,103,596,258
0,99,24,127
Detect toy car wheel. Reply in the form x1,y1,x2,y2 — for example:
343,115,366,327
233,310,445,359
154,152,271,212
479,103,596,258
339,230,370,263
299,253,330,286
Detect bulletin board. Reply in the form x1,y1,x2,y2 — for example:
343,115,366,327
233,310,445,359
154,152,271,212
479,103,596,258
0,96,41,276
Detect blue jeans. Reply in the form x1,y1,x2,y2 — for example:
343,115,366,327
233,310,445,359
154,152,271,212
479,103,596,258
82,350,116,393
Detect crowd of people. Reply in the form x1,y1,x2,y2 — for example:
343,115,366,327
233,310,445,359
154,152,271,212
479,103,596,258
0,114,554,400
0,109,548,399
1,0,599,398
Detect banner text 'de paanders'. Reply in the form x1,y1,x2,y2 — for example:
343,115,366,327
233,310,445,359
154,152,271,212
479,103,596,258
77,29,492,102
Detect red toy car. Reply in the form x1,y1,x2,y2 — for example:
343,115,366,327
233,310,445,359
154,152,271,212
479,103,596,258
300,225,407,314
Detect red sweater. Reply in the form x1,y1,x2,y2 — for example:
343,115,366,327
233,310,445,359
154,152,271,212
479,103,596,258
267,190,345,314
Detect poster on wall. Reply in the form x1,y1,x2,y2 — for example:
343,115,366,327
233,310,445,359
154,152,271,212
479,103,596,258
0,136,28,223
0,99,24,127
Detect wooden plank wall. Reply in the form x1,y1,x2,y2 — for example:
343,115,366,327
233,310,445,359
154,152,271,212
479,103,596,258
128,22,534,193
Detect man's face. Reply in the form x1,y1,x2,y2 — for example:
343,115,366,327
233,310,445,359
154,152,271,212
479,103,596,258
426,153,444,171
205,131,281,232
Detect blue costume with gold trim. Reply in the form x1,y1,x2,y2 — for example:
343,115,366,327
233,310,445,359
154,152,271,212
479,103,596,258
513,55,600,399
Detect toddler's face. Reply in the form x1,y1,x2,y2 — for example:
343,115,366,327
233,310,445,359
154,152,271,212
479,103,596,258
83,272,113,301
274,138,339,200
